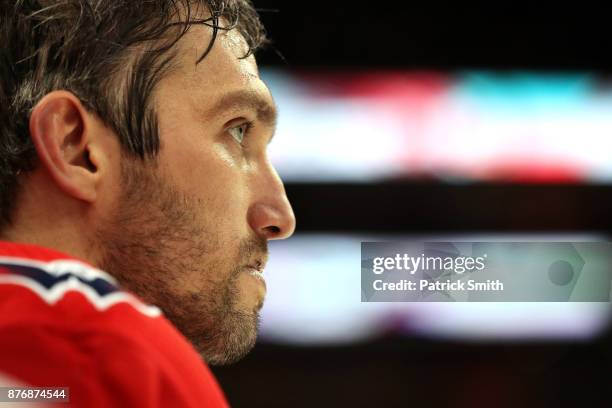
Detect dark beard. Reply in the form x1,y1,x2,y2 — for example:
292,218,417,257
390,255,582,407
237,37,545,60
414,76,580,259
94,158,266,365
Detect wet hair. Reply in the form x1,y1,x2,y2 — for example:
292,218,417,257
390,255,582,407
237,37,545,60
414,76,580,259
0,0,268,229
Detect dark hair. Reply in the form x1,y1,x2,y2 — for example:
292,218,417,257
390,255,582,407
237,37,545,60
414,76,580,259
0,0,268,229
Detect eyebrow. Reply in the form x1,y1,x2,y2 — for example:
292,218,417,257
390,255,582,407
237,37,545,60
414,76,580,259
205,90,278,142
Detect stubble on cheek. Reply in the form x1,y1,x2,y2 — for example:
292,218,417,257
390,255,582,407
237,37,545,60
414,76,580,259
94,158,267,364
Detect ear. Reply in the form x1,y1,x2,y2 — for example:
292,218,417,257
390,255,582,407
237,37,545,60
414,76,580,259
29,91,100,203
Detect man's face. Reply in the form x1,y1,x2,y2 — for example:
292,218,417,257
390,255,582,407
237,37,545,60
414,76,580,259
95,25,295,365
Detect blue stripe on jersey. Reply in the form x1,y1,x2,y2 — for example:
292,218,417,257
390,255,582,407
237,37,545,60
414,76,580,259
0,263,119,297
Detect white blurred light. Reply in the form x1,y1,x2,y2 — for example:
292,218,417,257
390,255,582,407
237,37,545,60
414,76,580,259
260,234,612,345
262,69,612,183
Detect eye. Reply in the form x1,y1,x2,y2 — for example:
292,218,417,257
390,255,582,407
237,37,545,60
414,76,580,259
228,121,253,145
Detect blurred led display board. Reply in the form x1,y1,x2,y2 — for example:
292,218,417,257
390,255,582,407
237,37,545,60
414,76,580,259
263,69,612,183
260,234,611,345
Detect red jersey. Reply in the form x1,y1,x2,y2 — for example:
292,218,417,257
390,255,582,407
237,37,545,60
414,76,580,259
0,241,229,407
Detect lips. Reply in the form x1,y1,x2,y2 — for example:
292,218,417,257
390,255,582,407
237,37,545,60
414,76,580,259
248,267,265,281
245,260,266,281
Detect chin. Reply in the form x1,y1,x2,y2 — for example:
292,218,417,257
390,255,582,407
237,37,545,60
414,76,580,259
196,309,261,366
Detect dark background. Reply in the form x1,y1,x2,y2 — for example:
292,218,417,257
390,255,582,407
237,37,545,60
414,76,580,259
212,2,612,407
254,1,612,71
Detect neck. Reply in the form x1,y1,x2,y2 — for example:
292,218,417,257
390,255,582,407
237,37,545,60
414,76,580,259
0,173,102,268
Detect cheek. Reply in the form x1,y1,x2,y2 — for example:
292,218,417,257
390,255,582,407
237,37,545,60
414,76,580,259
162,138,251,230
195,142,248,200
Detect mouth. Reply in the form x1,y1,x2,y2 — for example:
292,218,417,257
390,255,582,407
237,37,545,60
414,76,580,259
245,260,266,285
246,265,264,280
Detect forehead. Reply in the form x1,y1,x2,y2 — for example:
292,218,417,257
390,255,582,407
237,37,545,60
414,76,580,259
166,24,272,107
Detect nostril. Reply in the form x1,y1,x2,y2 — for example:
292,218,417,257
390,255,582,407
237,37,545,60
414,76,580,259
264,226,281,235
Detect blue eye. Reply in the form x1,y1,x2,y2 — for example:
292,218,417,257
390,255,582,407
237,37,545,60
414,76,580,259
228,122,252,144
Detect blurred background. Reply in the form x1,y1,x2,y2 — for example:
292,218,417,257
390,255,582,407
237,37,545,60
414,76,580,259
212,2,612,407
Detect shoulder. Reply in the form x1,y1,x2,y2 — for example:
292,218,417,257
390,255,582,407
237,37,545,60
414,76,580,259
0,251,228,407
0,253,161,322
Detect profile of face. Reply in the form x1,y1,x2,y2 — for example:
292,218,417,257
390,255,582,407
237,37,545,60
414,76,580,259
94,25,295,365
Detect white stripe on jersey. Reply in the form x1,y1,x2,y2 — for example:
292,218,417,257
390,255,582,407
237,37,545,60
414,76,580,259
0,258,161,318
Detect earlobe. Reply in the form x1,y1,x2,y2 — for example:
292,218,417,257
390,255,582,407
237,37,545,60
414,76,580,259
29,91,98,203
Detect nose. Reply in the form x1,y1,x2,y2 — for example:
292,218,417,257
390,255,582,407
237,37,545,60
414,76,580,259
248,165,296,241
